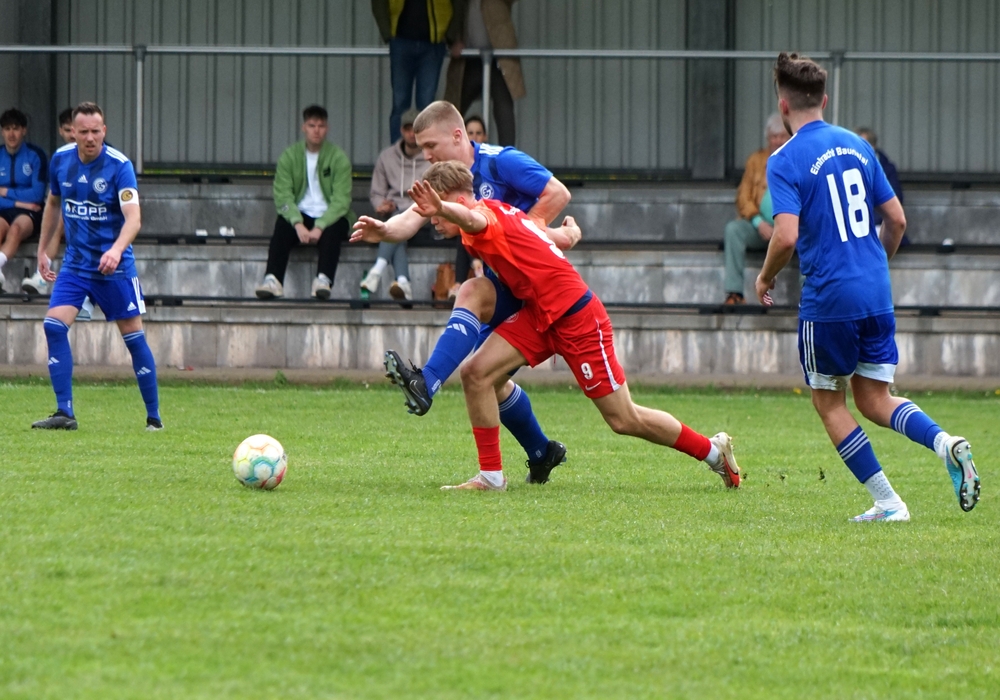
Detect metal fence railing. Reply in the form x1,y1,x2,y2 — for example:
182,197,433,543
3,45,1000,173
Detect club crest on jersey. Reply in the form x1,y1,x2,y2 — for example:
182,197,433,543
22,162,32,176
93,177,108,193
479,183,495,199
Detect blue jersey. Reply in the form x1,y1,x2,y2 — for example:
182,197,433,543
49,143,139,279
0,141,48,208
767,121,897,322
471,142,552,212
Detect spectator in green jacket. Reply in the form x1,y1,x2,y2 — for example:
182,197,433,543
255,105,353,300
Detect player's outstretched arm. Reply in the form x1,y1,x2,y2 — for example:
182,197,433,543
545,215,582,250
350,205,426,244
527,176,571,227
37,193,62,282
876,196,906,260
755,212,799,305
409,180,487,233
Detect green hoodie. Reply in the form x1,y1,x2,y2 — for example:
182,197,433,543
273,141,354,230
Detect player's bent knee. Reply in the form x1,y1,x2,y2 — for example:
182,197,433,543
454,278,496,320
459,356,493,390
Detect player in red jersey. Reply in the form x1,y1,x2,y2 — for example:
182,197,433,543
409,161,743,491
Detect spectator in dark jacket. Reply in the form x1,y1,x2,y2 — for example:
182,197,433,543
857,127,908,246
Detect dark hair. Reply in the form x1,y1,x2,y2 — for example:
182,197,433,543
464,115,486,131
302,105,328,122
0,108,28,129
773,52,827,110
58,108,74,126
72,102,105,121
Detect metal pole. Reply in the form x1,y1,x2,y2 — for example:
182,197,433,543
481,50,492,140
830,50,844,126
134,44,146,174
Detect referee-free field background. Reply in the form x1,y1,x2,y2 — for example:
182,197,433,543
1,379,997,699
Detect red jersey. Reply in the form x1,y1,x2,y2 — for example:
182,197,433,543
462,199,589,331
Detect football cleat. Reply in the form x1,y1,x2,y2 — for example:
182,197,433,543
708,432,741,488
441,472,507,491
525,440,567,484
384,349,432,415
32,410,78,430
146,417,164,431
851,502,910,522
943,436,980,512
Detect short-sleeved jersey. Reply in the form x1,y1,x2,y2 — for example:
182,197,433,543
462,199,589,331
0,141,48,208
471,142,552,213
767,120,897,322
49,143,139,279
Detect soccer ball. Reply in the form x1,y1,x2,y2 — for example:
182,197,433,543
232,434,287,490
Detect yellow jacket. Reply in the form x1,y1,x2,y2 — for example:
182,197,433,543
372,0,456,44
736,148,769,220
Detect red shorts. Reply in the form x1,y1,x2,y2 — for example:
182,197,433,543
494,295,626,399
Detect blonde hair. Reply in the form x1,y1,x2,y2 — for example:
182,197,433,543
423,160,474,196
413,100,466,135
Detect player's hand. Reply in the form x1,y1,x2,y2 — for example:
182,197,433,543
38,253,57,283
350,216,388,244
560,215,582,249
17,201,42,212
755,273,775,306
98,248,122,275
757,221,774,242
295,223,311,244
408,180,443,218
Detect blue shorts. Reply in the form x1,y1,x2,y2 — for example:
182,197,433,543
798,313,898,390
474,264,525,349
50,270,147,321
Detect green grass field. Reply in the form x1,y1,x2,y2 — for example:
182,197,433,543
1,379,997,699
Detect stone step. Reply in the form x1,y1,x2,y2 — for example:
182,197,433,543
5,243,998,308
3,301,998,379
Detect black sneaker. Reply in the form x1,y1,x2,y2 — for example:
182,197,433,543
146,417,164,431
384,349,432,415
525,440,567,484
32,410,78,430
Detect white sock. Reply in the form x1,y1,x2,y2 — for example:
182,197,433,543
371,258,388,275
933,431,952,460
397,275,408,284
479,470,505,487
864,471,903,508
0,252,7,269
705,443,722,468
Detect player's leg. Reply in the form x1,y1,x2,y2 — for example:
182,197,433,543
101,276,161,429
493,376,566,484
442,331,532,491
32,272,88,429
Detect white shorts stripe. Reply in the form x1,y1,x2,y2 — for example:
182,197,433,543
596,320,621,392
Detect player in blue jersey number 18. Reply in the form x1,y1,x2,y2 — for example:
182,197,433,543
755,53,979,521
31,102,161,432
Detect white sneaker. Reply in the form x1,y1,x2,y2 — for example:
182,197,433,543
77,296,94,321
22,270,49,295
311,273,332,300
851,501,910,522
360,269,380,295
0,269,5,292
255,274,283,299
389,279,413,301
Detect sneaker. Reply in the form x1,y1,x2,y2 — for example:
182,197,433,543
389,279,413,302
21,270,49,295
724,292,745,305
441,473,507,491
360,269,381,295
525,440,568,484
311,273,332,300
31,410,78,430
851,501,910,522
943,436,980,512
255,274,283,299
384,349,432,416
708,432,741,488
146,417,164,431
76,296,94,322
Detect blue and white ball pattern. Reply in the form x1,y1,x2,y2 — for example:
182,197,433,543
232,434,287,490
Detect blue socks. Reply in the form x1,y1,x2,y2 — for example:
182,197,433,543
498,383,550,462
123,330,160,421
423,307,481,397
44,317,74,416
837,426,883,483
890,401,942,451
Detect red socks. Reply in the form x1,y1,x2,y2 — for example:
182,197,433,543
673,424,712,461
472,426,503,471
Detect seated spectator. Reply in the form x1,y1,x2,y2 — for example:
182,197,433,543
256,105,352,300
722,113,789,304
0,108,47,293
360,108,430,303
857,126,909,246
448,114,488,299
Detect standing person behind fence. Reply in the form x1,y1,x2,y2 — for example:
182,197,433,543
372,0,460,144
449,114,487,299
360,108,430,304
32,102,161,431
721,113,789,305
444,0,524,147
255,105,352,301
0,108,47,293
